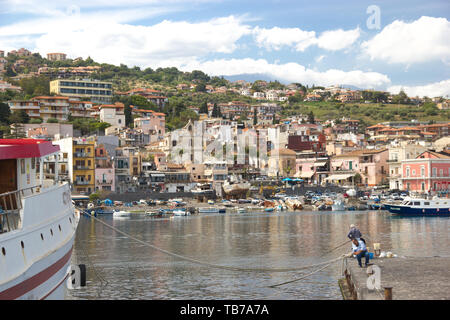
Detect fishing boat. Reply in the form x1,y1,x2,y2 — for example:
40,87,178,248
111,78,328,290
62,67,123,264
223,175,251,197
264,207,274,213
237,207,246,213
0,139,79,299
384,197,450,216
191,183,215,197
145,211,163,217
198,207,226,214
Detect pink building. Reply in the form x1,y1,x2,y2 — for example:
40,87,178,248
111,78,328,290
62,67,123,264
330,149,388,186
95,145,115,192
401,151,450,193
134,112,165,139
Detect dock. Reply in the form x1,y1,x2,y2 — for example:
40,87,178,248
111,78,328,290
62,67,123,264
339,256,450,300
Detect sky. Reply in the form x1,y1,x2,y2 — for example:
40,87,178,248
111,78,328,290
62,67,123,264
0,0,449,97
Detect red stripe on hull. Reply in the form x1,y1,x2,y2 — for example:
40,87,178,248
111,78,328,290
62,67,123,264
0,246,73,300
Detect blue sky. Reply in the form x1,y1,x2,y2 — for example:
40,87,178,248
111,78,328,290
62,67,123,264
0,0,449,97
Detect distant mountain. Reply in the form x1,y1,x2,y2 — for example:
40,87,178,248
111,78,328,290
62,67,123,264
221,75,369,91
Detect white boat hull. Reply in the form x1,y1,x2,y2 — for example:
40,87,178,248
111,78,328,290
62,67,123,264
0,183,78,300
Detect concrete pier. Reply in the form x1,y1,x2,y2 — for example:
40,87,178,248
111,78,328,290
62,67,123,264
339,256,450,300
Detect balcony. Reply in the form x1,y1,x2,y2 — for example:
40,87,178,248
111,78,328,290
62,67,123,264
74,152,91,158
96,179,113,185
74,180,91,185
74,166,91,170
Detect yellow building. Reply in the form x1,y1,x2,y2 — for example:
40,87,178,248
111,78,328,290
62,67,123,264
72,139,95,194
50,79,113,104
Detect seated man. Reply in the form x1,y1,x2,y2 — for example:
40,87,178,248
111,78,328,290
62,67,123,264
352,238,370,268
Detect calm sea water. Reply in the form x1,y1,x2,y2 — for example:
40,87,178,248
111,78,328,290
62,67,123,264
65,210,450,300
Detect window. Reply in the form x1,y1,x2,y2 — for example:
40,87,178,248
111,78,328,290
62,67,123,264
406,167,410,177
31,157,35,169
413,202,420,205
421,166,425,177
432,167,437,177
424,202,430,205
20,159,25,174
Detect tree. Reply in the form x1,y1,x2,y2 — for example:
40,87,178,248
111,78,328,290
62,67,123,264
212,103,219,118
195,82,207,92
308,111,315,124
199,101,208,114
253,108,258,126
0,102,11,124
47,118,58,123
124,104,133,127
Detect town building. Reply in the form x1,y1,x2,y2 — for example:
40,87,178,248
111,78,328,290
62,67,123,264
95,144,115,192
400,151,450,193
96,102,126,128
47,53,67,61
388,142,427,190
329,148,389,187
50,79,113,104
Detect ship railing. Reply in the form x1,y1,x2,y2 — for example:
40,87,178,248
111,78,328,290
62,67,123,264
0,185,41,234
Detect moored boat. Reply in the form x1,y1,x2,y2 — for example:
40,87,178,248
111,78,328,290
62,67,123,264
0,139,79,300
384,197,450,216
223,175,250,197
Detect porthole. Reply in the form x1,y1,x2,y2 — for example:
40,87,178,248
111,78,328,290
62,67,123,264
20,241,24,249
2,247,5,255
41,233,44,241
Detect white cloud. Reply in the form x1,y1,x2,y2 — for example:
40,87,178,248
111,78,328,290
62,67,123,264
316,28,360,51
253,26,360,52
253,26,316,51
388,79,450,98
362,16,450,64
0,14,252,67
179,58,391,88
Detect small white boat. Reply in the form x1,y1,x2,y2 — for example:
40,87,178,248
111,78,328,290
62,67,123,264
173,209,190,216
113,210,131,217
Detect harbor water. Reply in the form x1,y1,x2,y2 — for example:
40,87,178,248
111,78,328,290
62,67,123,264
66,210,450,300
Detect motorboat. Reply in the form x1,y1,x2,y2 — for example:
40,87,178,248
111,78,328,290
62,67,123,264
384,197,450,216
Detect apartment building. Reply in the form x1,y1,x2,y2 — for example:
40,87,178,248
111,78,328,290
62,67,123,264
72,139,95,194
47,52,67,61
50,79,113,103
97,102,125,128
401,151,450,193
388,143,427,190
95,144,115,192
330,149,389,186
133,112,166,138
8,100,41,119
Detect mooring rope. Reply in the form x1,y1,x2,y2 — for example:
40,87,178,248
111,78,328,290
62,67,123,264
83,211,343,273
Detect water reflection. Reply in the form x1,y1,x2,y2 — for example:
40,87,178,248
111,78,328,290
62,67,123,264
67,211,450,300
